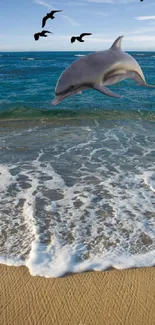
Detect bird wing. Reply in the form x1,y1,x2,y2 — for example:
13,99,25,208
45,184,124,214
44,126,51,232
42,15,48,28
42,30,52,34
34,33,39,41
80,33,92,39
50,10,63,15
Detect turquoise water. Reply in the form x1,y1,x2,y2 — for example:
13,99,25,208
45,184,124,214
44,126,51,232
0,51,155,277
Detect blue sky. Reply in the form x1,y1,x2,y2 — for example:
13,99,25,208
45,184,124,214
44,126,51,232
1,0,155,51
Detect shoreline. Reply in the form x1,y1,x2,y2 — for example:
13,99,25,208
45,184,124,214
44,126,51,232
1,264,155,325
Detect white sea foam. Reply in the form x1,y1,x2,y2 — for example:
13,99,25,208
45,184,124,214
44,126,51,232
21,57,34,60
0,256,24,267
0,164,16,193
0,121,155,277
26,235,155,278
144,171,155,193
74,54,85,57
25,152,155,277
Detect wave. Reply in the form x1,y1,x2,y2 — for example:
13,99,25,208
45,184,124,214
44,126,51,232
0,128,155,277
21,57,34,60
74,54,85,57
134,53,152,57
0,105,155,121
0,54,11,58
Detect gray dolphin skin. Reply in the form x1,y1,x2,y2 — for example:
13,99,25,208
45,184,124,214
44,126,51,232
52,35,155,106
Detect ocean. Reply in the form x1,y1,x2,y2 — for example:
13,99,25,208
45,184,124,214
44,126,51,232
0,51,155,278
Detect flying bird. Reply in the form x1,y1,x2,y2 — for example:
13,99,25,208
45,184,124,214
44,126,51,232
42,10,63,28
52,35,155,106
71,33,92,43
34,30,52,41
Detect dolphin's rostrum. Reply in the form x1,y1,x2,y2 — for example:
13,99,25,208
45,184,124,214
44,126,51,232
52,35,155,106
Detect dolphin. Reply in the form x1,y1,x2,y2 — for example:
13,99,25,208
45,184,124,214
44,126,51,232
52,35,155,106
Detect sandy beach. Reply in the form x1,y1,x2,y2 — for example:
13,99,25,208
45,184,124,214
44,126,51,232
1,265,155,325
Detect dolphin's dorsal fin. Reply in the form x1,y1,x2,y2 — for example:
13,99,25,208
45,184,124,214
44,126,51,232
110,35,123,50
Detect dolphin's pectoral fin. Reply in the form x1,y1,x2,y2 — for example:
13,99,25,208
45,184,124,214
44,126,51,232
93,84,122,99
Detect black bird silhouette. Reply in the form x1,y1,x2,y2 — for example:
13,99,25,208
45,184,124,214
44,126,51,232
34,30,52,41
42,10,63,28
71,33,92,43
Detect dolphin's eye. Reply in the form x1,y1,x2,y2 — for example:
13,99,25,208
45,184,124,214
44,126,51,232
68,85,75,92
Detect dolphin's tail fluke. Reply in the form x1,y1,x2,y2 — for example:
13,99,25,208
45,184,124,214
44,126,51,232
139,83,155,89
145,83,155,88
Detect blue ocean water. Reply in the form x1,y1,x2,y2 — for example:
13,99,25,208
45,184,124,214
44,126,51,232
0,51,155,116
0,51,155,278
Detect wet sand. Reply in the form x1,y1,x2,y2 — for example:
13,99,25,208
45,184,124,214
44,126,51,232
1,264,155,325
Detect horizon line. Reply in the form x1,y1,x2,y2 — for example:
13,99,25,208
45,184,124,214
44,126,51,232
1,49,155,52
